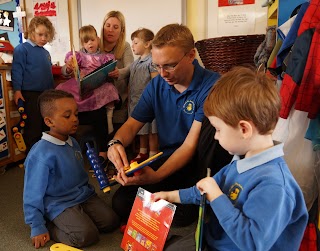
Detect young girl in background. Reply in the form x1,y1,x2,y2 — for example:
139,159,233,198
12,16,55,151
57,25,119,163
129,28,159,163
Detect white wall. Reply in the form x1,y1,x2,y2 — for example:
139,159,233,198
79,0,186,51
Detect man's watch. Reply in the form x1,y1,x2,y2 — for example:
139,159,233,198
107,139,123,150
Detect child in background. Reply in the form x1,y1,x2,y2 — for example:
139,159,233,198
12,16,55,151
57,25,119,163
155,67,308,251
23,89,119,249
129,28,159,162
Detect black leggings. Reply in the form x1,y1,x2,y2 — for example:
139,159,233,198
78,107,108,152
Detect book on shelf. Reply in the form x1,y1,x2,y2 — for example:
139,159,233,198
121,187,176,251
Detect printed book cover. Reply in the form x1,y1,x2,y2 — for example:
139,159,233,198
80,60,117,96
121,187,176,251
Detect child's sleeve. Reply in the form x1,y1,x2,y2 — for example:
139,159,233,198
64,51,73,63
11,45,26,91
23,155,50,237
179,186,202,205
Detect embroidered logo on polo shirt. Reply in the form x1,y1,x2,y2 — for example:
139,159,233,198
183,100,195,114
75,150,83,160
228,183,243,204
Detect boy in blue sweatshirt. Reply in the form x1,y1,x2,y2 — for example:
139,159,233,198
155,66,308,251
23,90,119,249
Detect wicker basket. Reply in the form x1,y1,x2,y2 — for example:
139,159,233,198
195,34,265,74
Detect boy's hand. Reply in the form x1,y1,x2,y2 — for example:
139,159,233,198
32,232,50,249
196,177,223,202
153,191,170,202
153,190,180,204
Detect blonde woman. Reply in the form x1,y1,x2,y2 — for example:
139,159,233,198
100,10,134,132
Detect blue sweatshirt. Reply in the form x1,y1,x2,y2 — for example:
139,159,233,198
12,39,54,91
23,133,95,238
179,142,308,251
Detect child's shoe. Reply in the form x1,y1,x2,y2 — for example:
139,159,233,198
130,153,148,164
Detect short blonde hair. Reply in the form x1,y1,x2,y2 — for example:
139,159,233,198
152,23,194,53
100,10,126,59
26,16,55,42
131,28,154,42
79,25,98,44
204,66,280,135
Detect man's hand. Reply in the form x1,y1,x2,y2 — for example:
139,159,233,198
114,166,160,186
32,232,50,249
107,143,129,172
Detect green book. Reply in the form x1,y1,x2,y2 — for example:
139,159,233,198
80,60,117,96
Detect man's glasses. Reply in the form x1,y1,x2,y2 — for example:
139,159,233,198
151,53,187,73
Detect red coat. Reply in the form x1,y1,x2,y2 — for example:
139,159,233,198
279,0,320,119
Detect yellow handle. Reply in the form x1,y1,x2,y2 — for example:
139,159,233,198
50,243,83,251
128,152,163,169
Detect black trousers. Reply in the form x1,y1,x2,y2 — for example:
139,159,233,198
22,90,49,152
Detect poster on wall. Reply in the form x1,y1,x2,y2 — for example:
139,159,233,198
218,5,256,36
219,0,255,7
33,0,56,17
0,9,13,31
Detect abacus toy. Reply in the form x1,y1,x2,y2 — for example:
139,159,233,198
86,142,111,193
11,99,27,152
86,142,163,192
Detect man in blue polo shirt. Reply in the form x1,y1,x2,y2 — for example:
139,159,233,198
107,23,221,227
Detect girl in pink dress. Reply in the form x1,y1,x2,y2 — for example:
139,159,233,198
57,25,119,163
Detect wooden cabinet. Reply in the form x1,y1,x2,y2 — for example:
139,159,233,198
0,65,26,167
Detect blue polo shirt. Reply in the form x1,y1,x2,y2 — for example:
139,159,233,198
131,59,220,156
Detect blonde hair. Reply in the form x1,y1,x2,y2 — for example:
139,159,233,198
100,10,126,59
152,23,194,53
131,28,154,49
25,16,55,42
204,66,280,135
79,25,98,44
